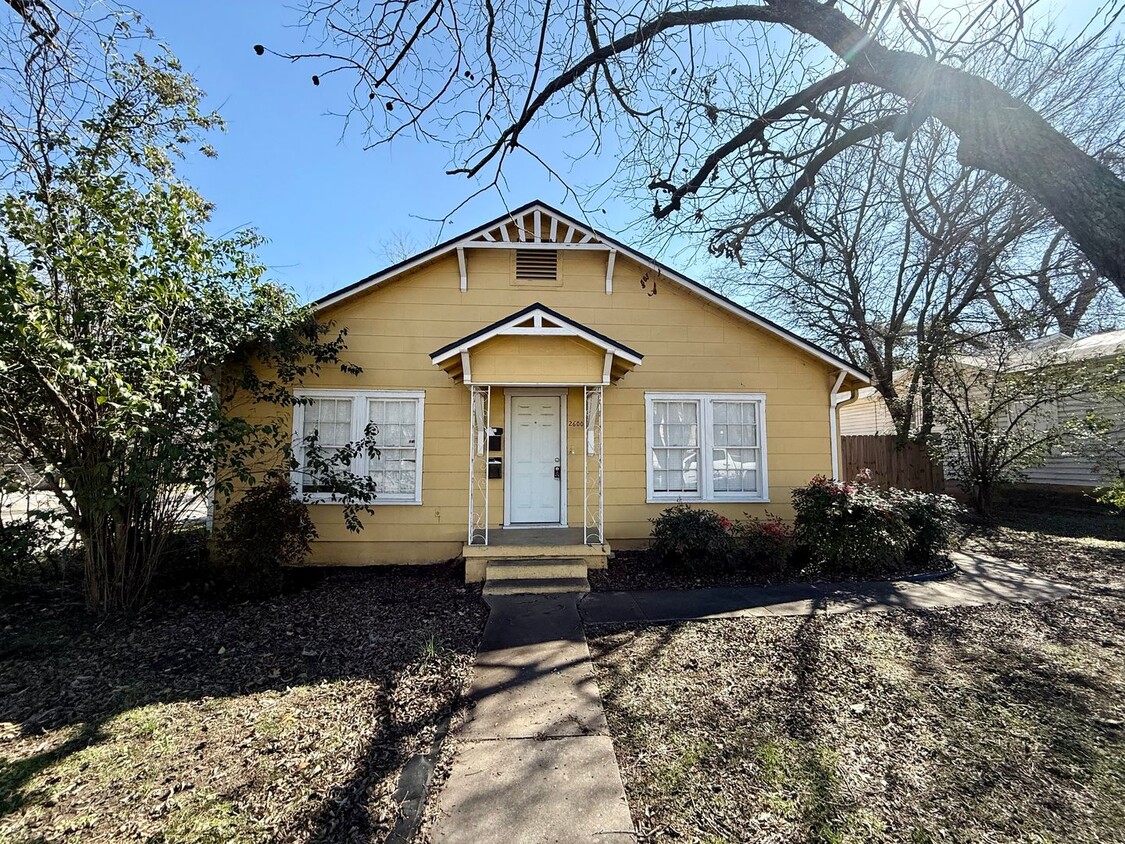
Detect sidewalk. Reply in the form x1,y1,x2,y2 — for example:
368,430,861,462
579,551,1071,625
429,593,635,843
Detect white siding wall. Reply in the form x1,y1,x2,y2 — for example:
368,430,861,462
840,388,1122,489
839,393,897,437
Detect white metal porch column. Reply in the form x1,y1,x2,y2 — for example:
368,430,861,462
583,385,604,545
467,384,491,545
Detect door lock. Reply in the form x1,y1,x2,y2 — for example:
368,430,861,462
553,466,561,480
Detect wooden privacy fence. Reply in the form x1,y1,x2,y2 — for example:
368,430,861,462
841,435,945,493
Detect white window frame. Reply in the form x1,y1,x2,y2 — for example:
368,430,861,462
292,389,425,505
645,392,769,504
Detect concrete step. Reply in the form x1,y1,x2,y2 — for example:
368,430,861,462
483,577,591,596
486,557,587,580
463,542,608,559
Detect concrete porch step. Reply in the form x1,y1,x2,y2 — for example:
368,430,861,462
486,557,587,580
483,577,591,596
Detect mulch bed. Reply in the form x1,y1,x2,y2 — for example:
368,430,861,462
0,565,487,843
588,548,946,592
588,507,1125,843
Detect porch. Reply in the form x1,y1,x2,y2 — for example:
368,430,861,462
462,526,612,591
429,303,642,591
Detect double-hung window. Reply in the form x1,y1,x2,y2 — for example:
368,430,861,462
293,390,424,504
646,393,767,502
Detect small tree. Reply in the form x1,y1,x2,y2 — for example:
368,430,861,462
932,336,1120,516
0,7,377,612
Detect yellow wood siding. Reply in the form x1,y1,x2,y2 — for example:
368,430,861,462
266,247,838,565
469,334,606,384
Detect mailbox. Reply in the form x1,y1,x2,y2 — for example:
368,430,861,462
487,458,503,479
488,427,503,451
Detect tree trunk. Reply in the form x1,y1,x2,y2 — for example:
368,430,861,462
782,0,1125,292
974,479,995,519
78,507,158,614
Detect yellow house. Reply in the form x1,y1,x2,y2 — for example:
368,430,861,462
282,201,868,590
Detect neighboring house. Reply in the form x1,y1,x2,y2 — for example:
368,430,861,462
839,330,1125,489
837,370,912,438
251,201,868,585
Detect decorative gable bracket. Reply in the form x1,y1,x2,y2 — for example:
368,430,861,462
455,207,616,295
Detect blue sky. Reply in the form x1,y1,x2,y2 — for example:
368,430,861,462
135,0,1099,305
135,0,650,304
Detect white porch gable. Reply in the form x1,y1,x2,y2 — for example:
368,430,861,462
429,303,643,386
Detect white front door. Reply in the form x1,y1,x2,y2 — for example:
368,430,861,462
509,394,563,524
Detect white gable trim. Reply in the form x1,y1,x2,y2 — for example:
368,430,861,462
430,305,644,367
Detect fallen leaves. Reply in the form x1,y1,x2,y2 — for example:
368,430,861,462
0,565,486,843
589,504,1125,844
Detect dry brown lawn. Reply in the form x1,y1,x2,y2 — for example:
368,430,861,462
589,505,1125,843
0,567,486,843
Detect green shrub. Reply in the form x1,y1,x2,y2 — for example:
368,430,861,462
0,513,66,585
732,514,794,578
888,487,964,563
649,505,735,571
0,518,47,582
1095,478,1125,513
213,477,317,595
792,476,961,578
792,476,912,578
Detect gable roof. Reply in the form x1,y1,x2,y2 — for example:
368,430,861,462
430,302,643,365
316,200,870,382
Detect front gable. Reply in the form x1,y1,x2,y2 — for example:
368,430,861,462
315,200,868,386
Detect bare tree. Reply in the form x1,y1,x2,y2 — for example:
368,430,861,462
268,0,1125,293
933,336,1122,516
716,29,1122,443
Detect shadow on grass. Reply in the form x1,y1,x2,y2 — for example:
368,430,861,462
982,494,1125,542
0,563,487,841
587,558,1125,842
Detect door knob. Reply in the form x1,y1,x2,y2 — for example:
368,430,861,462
553,466,561,480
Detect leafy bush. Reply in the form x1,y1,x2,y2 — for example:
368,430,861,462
649,505,735,571
793,476,913,578
1095,478,1125,513
0,513,66,585
888,487,964,562
732,514,794,578
792,476,962,578
0,519,47,582
213,477,317,594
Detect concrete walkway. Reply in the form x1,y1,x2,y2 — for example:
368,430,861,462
429,593,635,843
579,551,1072,625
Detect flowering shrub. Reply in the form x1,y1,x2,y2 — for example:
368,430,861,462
649,506,797,576
732,514,794,577
792,476,962,578
792,476,912,577
649,505,736,571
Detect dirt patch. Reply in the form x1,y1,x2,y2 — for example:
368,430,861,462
588,508,1125,843
0,565,487,843
589,548,946,592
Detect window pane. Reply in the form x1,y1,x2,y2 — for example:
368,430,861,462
304,397,352,448
369,398,419,499
651,400,699,493
712,401,760,494
301,397,354,494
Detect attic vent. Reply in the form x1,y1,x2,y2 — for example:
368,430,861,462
515,249,558,281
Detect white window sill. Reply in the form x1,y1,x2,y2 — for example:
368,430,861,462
301,497,423,506
647,496,770,505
